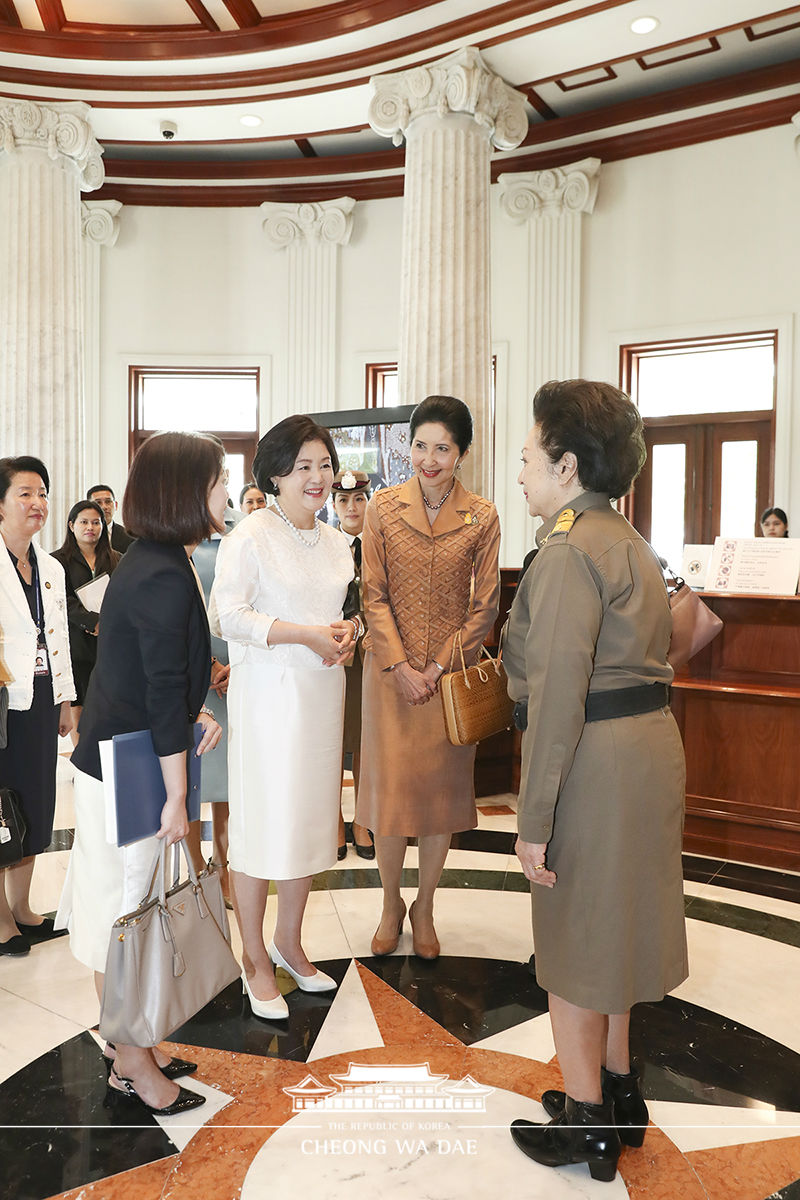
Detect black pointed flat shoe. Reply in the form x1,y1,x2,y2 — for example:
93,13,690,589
337,844,348,861
15,918,66,944
106,1066,205,1116
160,1055,198,1080
105,1042,198,1081
0,934,31,956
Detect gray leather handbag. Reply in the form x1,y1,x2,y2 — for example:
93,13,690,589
99,839,240,1047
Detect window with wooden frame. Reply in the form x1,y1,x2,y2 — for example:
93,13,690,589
620,333,776,569
129,366,260,505
364,360,498,409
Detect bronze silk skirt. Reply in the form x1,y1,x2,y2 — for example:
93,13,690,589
356,650,478,837
530,706,688,1014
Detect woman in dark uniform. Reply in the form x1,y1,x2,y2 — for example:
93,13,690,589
52,499,120,744
505,380,687,1183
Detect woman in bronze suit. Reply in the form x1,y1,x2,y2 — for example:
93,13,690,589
357,395,500,959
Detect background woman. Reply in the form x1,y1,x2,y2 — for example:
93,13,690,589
52,499,120,745
212,415,358,1021
505,380,687,1183
760,506,789,537
0,456,74,955
59,432,224,1116
357,395,501,960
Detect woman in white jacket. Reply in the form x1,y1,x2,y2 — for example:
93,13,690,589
0,455,74,956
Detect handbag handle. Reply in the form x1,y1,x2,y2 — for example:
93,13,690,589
448,629,504,690
139,837,201,911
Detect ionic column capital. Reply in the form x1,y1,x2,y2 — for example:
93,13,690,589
369,46,528,151
498,158,601,222
0,99,104,192
260,198,356,248
81,199,122,246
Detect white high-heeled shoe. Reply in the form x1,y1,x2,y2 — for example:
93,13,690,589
242,972,289,1020
268,941,337,993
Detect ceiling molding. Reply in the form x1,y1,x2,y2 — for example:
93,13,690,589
0,0,576,59
93,90,798,207
184,1,221,33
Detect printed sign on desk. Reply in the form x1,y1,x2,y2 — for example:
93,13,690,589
706,537,800,595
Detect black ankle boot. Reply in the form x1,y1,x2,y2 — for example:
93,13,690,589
510,1095,621,1182
541,1065,649,1148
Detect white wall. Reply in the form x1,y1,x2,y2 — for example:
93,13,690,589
95,124,800,566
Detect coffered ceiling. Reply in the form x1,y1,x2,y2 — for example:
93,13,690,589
1,0,798,204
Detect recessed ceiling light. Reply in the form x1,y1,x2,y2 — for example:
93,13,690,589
240,115,262,128
630,16,659,35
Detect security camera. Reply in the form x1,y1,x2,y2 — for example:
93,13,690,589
160,120,178,140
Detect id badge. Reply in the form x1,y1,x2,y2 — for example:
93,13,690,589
34,651,50,677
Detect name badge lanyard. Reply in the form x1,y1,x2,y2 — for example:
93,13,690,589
30,554,50,677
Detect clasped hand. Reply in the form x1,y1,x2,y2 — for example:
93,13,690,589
308,620,356,666
393,661,442,706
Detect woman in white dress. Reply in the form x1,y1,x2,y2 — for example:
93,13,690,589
211,415,359,1020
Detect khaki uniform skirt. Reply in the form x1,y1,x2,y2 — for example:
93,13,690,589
531,706,688,1014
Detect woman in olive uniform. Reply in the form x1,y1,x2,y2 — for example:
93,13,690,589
505,380,687,1183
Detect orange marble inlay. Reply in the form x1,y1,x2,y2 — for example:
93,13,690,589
49,1156,175,1200
355,960,462,1047
45,989,800,1200
686,1135,800,1200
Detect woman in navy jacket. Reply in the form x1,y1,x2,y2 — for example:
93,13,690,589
60,432,225,1117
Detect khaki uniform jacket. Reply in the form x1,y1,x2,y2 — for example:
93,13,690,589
504,491,673,843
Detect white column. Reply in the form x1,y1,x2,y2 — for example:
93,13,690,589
261,198,355,415
498,158,601,554
0,99,104,543
369,47,527,499
81,200,122,490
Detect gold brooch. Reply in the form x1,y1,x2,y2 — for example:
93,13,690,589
463,512,479,525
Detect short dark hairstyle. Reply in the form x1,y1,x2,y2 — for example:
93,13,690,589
533,379,646,499
58,500,117,574
253,415,339,496
122,431,225,545
87,483,114,500
409,395,473,455
760,506,788,534
0,456,50,503
239,482,265,505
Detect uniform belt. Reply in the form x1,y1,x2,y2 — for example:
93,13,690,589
512,682,669,732
584,682,669,723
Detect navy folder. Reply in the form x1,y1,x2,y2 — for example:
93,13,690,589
111,724,203,847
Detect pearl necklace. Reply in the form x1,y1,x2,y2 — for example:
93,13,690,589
273,500,321,547
422,481,455,512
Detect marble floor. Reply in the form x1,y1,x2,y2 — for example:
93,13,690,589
1,755,800,1200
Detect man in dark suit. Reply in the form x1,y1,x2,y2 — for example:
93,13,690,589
86,483,135,553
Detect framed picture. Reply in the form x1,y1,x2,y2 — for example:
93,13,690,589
312,404,415,521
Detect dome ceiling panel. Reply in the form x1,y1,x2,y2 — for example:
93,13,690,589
0,0,798,204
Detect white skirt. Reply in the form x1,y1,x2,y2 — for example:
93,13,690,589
55,768,160,974
227,661,344,880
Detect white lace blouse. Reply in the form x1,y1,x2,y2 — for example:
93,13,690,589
210,508,354,670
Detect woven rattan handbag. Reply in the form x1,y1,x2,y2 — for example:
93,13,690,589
440,630,515,746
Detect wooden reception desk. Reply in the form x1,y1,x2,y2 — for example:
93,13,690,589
479,574,800,870
670,592,800,870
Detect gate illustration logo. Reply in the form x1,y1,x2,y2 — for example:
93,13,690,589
284,1063,494,1114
